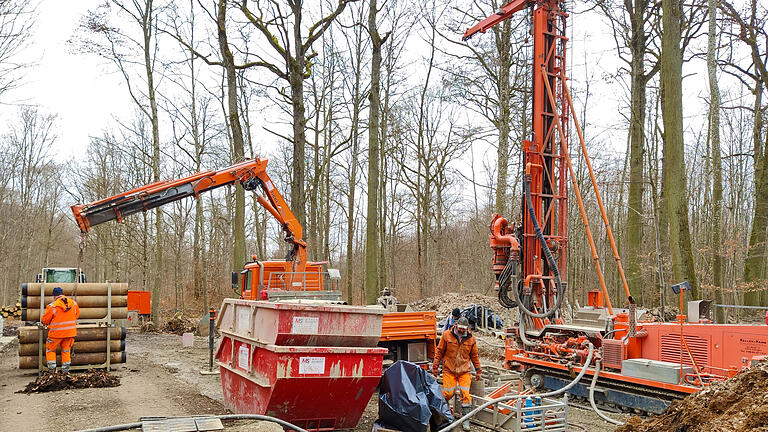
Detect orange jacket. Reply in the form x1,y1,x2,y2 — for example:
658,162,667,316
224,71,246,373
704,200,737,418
433,327,481,376
41,296,80,338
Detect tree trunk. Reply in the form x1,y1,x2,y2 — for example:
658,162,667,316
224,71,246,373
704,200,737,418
661,0,699,297
625,1,649,300
707,0,725,320
365,0,382,305
495,19,512,217
745,78,767,305
217,0,246,274
142,0,162,325
289,4,308,233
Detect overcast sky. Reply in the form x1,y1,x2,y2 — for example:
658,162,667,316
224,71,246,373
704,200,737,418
0,0,716,174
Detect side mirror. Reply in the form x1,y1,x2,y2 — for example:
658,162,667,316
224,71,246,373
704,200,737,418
232,272,239,287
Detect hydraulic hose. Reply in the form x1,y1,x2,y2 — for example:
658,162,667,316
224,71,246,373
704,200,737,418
514,178,566,319
517,313,537,347
75,414,310,432
497,260,518,308
589,361,624,425
441,343,595,432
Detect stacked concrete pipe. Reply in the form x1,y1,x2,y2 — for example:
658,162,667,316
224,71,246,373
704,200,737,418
20,283,129,320
17,325,127,369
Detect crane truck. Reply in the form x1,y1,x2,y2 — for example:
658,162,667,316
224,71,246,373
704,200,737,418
71,157,436,363
465,0,768,415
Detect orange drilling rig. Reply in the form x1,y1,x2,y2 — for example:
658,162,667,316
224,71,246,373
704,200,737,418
72,157,436,363
466,0,768,414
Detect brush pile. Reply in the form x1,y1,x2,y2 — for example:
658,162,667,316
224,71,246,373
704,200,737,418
617,361,768,432
163,313,196,335
410,292,510,318
19,370,120,393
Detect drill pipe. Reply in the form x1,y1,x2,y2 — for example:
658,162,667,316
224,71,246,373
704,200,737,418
21,283,129,296
22,307,128,321
18,326,126,343
22,295,128,309
18,339,125,356
19,351,126,369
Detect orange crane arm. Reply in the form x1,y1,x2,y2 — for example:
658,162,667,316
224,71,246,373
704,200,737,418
71,158,307,272
462,0,532,40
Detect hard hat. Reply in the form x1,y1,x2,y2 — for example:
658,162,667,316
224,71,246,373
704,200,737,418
52,287,64,297
452,308,461,318
456,317,470,329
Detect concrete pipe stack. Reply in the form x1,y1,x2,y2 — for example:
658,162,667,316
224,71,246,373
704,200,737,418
20,283,129,321
17,325,127,369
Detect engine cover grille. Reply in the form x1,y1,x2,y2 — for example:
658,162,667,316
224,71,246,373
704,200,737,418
661,333,710,368
602,338,624,370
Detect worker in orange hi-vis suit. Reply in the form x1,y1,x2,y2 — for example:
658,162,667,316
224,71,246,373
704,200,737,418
41,286,80,372
432,317,482,431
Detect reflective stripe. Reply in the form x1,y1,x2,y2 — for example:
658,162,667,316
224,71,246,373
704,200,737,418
49,320,77,328
50,325,76,331
46,338,53,343
457,386,470,391
62,350,70,353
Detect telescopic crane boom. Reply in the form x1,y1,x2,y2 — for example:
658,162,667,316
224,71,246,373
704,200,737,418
71,158,308,274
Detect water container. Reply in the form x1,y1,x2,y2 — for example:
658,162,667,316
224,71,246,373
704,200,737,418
182,332,194,347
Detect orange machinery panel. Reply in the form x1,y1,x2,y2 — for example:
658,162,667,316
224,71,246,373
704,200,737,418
127,290,151,315
634,322,768,375
381,311,438,359
381,311,437,342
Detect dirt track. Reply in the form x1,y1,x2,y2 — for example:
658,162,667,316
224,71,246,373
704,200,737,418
0,331,622,431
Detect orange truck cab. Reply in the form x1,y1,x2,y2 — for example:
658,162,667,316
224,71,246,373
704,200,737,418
235,258,437,363
238,257,342,302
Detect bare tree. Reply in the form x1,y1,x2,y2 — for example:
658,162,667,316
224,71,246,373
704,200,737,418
707,0,724,319
238,0,355,233
0,0,34,99
79,0,166,323
721,0,768,305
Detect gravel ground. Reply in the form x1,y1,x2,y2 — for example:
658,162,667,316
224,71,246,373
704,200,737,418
0,330,626,431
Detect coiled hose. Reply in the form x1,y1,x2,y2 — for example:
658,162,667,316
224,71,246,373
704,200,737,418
514,177,566,319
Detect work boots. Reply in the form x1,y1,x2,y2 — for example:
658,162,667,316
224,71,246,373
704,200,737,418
461,405,471,431
61,363,70,373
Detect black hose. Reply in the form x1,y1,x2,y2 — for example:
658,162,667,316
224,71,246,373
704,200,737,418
514,177,566,319
497,259,518,308
75,414,310,432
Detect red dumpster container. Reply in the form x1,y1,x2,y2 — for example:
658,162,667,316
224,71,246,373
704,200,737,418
216,299,385,347
216,335,387,430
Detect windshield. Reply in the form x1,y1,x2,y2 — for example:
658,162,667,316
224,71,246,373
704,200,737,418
45,269,77,283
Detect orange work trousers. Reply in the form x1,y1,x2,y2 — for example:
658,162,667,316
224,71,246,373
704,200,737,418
45,337,74,369
442,371,472,406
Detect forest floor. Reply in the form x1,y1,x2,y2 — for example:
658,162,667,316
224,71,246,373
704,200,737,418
0,329,624,431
